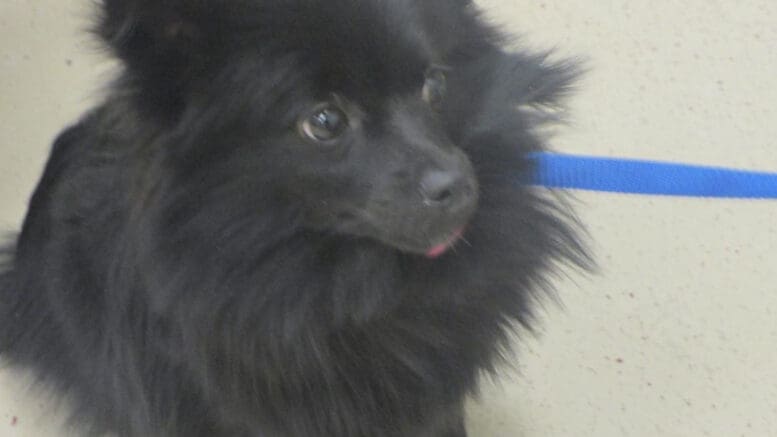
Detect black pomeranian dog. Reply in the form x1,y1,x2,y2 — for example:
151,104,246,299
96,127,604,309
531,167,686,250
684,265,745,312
0,1,588,436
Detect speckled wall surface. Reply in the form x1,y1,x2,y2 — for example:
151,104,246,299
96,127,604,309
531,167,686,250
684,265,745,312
1,1,775,436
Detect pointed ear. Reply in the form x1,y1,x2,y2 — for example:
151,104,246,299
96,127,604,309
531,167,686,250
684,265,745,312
96,1,210,81
95,1,230,115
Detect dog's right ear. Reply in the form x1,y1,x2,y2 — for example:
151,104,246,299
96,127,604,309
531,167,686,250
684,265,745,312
96,1,231,114
97,0,209,73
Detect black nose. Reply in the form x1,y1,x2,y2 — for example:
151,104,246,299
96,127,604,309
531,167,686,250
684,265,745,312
419,169,467,206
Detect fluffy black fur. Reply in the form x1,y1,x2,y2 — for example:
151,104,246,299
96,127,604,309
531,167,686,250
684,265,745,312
0,1,588,436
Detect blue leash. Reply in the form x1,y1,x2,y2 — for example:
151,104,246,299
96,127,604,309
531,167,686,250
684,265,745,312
527,152,777,199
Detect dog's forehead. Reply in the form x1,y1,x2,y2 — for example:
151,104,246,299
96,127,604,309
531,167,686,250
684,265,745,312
250,0,440,93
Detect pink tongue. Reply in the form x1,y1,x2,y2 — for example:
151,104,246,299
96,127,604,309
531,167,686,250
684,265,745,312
425,243,450,259
425,228,464,259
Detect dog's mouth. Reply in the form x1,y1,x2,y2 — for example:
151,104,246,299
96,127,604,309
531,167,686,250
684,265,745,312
373,223,469,259
323,199,475,259
333,213,470,258
424,227,465,259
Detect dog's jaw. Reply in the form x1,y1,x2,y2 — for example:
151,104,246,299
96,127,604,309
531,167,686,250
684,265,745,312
425,227,465,258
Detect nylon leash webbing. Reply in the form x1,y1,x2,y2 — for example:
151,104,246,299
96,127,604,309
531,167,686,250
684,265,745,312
527,153,777,199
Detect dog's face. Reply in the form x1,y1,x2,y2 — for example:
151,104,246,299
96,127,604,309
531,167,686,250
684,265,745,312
104,0,479,256
251,2,479,256
285,76,478,257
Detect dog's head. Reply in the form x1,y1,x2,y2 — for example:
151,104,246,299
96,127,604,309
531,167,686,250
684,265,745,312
99,0,495,257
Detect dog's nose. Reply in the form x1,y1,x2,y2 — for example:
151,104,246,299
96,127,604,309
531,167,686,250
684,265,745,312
419,169,467,206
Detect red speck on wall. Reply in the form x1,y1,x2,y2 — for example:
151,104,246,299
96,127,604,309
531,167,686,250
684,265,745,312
11,416,18,426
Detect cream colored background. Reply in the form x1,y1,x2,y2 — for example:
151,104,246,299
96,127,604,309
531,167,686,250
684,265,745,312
1,1,776,436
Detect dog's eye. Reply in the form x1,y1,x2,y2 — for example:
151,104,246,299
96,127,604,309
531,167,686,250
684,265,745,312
299,105,348,143
422,69,447,109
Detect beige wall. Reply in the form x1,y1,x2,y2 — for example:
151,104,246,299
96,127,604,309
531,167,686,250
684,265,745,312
1,1,775,436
